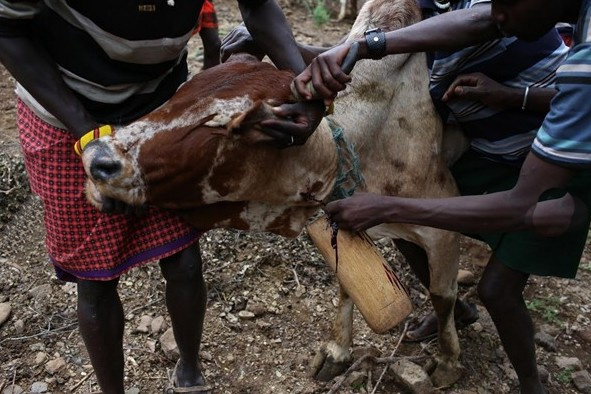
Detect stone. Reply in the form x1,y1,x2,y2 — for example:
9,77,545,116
45,357,66,374
13,319,24,335
1,384,23,394
29,284,51,299
238,310,255,320
577,328,591,344
344,371,366,387
0,303,11,326
390,359,435,394
538,365,549,383
572,370,591,394
534,331,557,352
34,352,47,365
135,315,152,333
30,381,48,393
159,328,179,359
150,315,166,334
555,356,583,371
457,269,476,285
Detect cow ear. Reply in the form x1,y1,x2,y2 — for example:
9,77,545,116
225,100,278,145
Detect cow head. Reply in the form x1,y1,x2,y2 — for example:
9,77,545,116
81,54,338,237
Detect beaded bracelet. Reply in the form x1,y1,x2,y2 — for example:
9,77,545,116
73,125,113,156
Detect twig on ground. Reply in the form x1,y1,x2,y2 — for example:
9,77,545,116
292,268,301,289
371,322,409,394
0,322,78,344
327,347,428,393
124,297,162,318
69,370,95,392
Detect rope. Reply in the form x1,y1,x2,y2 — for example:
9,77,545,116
327,117,365,201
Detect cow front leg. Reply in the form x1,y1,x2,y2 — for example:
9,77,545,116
311,285,354,381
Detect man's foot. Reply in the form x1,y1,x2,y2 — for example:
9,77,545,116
165,360,212,393
403,301,479,343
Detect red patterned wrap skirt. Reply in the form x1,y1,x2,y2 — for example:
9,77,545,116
17,100,202,282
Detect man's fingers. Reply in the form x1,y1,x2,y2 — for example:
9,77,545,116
293,75,313,100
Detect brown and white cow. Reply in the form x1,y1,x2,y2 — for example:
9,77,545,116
82,0,465,387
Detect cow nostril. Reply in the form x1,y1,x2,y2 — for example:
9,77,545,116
90,157,122,181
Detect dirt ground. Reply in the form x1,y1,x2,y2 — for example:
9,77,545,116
1,1,591,393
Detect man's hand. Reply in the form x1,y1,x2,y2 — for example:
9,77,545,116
221,23,265,63
258,100,325,149
293,43,354,103
325,192,390,232
441,72,516,109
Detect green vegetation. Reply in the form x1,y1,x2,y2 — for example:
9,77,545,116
525,296,563,325
302,0,331,26
556,366,574,384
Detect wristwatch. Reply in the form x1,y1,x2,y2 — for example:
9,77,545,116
364,28,387,59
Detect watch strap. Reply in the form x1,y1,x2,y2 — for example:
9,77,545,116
364,28,386,60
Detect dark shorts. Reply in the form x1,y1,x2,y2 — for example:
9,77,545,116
451,150,591,278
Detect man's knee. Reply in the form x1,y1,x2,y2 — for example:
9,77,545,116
77,278,119,304
478,255,528,309
159,243,203,282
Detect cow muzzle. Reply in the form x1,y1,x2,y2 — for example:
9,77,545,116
90,154,122,181
81,138,147,208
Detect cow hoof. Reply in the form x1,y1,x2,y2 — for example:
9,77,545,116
429,360,465,388
310,347,351,382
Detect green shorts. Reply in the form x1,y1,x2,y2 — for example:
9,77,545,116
451,150,591,278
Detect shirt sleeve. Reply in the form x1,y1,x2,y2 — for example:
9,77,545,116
0,0,42,36
469,0,490,7
531,42,591,168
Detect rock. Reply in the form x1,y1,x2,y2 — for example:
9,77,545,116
245,301,266,316
555,356,583,371
534,331,557,352
0,303,11,326
457,269,476,285
201,350,213,361
61,282,77,295
1,384,23,394
45,357,66,374
29,284,51,299
145,340,156,353
390,359,435,394
572,370,591,394
13,319,24,334
159,328,180,359
538,365,549,383
34,352,47,365
150,315,166,334
577,328,591,344
238,310,255,320
344,371,365,387
135,315,152,333
30,381,48,393
125,388,140,394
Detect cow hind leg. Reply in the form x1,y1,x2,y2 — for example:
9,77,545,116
337,0,348,21
397,233,463,388
311,285,354,381
424,231,464,387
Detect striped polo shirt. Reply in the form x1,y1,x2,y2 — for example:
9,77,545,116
0,0,203,127
422,0,568,164
532,0,591,168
